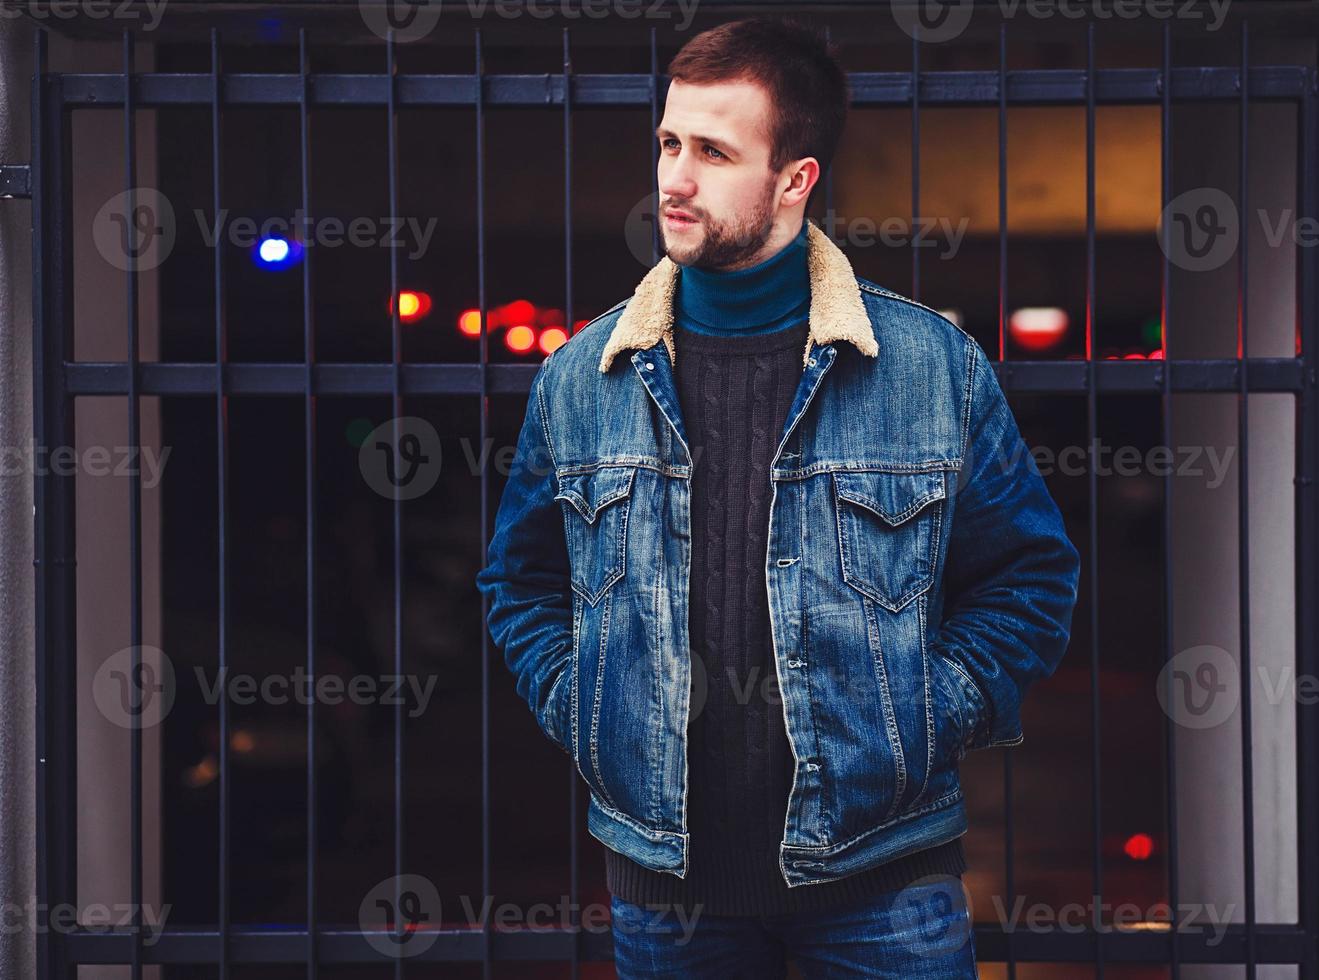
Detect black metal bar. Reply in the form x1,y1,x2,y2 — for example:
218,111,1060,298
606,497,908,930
650,28,659,267
1159,18,1183,980
32,26,77,980
297,25,320,980
474,25,491,980
996,21,1017,980
562,25,582,980
1295,61,1319,980
1084,20,1104,973
121,28,144,980
910,24,920,301
54,920,1317,965
57,358,1308,397
1237,19,1258,980
208,25,232,980
824,24,834,228
0,163,31,198
51,66,1311,108
383,27,406,980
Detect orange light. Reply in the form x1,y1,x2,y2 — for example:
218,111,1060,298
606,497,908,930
539,326,568,354
1008,307,1068,352
458,309,483,336
1124,833,1155,861
505,325,536,353
388,290,432,324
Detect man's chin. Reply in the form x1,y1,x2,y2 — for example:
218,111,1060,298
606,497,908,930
662,241,702,266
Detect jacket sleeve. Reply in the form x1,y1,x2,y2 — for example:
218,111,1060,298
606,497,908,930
928,340,1082,751
474,356,574,758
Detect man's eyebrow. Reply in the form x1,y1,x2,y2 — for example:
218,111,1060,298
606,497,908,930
654,126,737,153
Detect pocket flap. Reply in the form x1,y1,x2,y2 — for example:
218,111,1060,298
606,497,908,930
832,470,945,526
554,466,637,523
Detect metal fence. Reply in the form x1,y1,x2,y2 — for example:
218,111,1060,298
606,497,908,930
15,10,1319,978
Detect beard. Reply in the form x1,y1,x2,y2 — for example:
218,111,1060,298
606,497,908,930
661,176,779,272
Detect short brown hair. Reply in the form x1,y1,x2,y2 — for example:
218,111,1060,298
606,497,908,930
666,17,849,209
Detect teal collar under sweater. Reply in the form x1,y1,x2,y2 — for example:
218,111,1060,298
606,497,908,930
674,221,810,337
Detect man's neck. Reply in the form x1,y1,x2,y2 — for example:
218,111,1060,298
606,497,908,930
675,221,810,337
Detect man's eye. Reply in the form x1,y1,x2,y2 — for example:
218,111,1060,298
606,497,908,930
659,138,723,160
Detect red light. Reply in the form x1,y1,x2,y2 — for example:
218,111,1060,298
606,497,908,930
1009,307,1068,352
539,307,565,327
505,325,536,353
503,299,535,328
539,326,568,354
1148,349,1164,360
458,309,483,336
1124,833,1155,861
1123,351,1147,360
573,319,589,334
388,290,432,324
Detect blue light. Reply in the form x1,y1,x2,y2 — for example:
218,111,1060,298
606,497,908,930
259,238,288,263
252,236,303,270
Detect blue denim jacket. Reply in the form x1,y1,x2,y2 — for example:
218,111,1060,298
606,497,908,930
475,219,1081,888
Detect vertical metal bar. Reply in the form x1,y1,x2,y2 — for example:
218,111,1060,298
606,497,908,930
650,27,660,268
32,26,77,980
384,28,406,980
910,25,920,301
998,22,1008,366
1083,19,1104,975
562,26,581,980
1158,19,1183,979
1236,19,1258,980
209,26,231,980
121,29,144,980
298,26,320,980
474,27,492,980
996,21,1017,980
824,24,834,226
1295,61,1319,980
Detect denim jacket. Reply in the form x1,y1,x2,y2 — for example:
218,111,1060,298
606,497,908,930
475,219,1081,888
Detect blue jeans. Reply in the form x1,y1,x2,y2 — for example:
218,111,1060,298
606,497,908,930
609,876,977,979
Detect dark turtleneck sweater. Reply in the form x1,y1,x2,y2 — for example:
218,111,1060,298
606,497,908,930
603,222,967,916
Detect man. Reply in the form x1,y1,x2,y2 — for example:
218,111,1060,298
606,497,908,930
476,16,1080,978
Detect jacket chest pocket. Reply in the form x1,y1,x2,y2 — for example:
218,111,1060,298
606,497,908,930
832,469,946,612
554,466,637,605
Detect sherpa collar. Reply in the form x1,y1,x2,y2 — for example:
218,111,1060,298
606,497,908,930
597,218,879,373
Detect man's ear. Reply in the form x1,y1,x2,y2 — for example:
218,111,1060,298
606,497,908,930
780,157,821,210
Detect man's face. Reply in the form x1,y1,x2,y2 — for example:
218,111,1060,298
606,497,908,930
654,78,788,272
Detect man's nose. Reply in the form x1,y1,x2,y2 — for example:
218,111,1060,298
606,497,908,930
658,153,697,201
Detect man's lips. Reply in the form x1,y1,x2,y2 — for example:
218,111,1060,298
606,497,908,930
664,209,698,224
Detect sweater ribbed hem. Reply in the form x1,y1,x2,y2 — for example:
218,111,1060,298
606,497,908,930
604,835,966,918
